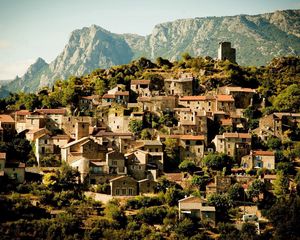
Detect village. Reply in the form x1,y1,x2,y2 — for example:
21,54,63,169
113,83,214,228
0,42,299,235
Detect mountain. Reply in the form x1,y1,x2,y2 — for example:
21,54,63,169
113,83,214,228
5,9,300,93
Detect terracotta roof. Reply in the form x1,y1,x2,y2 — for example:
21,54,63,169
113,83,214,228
95,131,132,137
223,133,251,139
263,174,277,180
164,173,183,182
252,150,275,156
16,110,31,115
131,80,150,85
102,94,116,99
36,109,66,115
179,196,207,203
0,114,14,123
52,135,70,139
220,118,233,126
225,86,256,93
115,91,129,96
179,96,207,101
161,134,205,141
110,175,136,182
174,108,191,112
180,121,196,126
180,135,205,140
0,152,6,159
216,95,234,102
273,113,300,119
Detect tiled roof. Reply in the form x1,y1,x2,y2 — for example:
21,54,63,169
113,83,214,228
220,118,233,126
216,95,234,102
0,114,14,123
225,86,256,93
131,80,150,85
252,150,275,156
223,133,251,139
179,96,207,101
102,94,116,99
95,131,132,137
179,196,207,203
161,134,205,141
15,110,31,115
174,108,191,112
0,152,6,159
36,108,66,115
115,91,129,96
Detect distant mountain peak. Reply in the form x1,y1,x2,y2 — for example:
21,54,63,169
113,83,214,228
5,9,300,94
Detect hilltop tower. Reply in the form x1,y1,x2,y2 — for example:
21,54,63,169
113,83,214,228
218,42,236,63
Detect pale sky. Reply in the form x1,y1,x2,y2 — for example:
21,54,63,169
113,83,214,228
0,0,299,80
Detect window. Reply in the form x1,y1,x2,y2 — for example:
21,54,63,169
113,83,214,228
112,160,117,166
44,139,48,144
128,188,133,196
122,189,126,195
116,189,120,195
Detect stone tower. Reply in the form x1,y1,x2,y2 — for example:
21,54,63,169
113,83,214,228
218,42,236,63
75,122,89,140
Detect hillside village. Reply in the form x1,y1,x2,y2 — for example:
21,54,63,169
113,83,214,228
0,43,300,239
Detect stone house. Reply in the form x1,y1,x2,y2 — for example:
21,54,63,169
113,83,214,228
255,113,300,141
164,75,194,96
130,80,151,97
61,137,107,164
102,84,129,106
61,116,96,140
35,132,55,165
79,95,100,111
178,196,216,227
110,175,138,196
26,128,49,142
160,134,205,164
0,153,25,183
0,114,15,140
93,130,133,153
174,108,208,136
35,108,67,131
241,150,275,170
107,107,130,133
24,113,46,132
215,95,235,113
206,175,232,195
138,96,177,115
218,86,256,109
138,178,157,194
125,150,149,180
212,132,251,161
15,110,31,133
179,96,216,112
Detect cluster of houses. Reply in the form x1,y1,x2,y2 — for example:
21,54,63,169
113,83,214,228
0,43,299,225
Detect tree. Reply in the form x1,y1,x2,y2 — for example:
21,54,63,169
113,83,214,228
227,183,245,202
266,137,282,150
141,129,152,140
128,119,143,134
247,179,266,201
267,195,300,239
191,175,210,191
164,187,185,206
175,218,197,238
207,193,232,221
203,153,233,172
273,171,289,198
179,160,197,174
272,84,300,112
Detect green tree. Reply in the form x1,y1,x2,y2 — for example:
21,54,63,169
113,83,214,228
128,119,143,134
203,153,233,172
175,218,197,238
207,193,232,221
272,84,300,112
227,183,245,202
247,179,266,200
165,187,185,206
179,160,197,174
191,175,210,191
273,171,289,198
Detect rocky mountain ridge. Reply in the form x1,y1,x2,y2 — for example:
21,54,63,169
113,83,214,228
5,9,300,93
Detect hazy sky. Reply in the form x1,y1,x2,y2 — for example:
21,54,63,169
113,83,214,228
0,0,299,80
